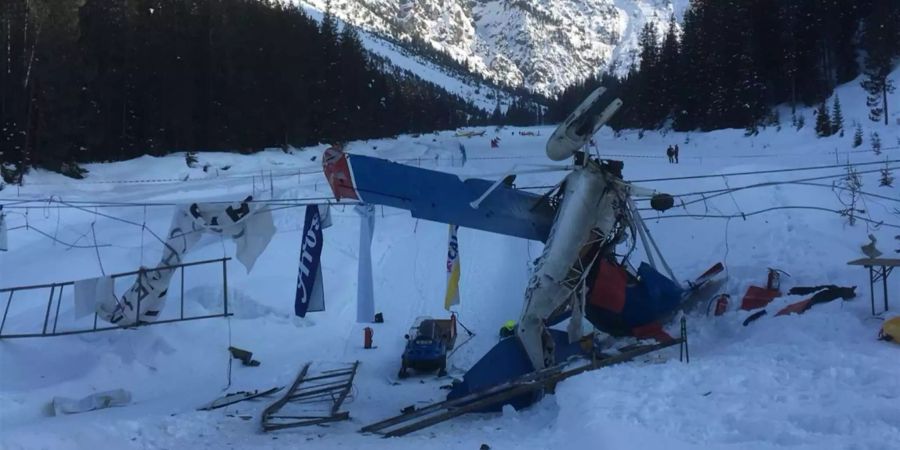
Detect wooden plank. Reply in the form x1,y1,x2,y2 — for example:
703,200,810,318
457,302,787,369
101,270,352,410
197,386,283,411
360,364,569,434
361,378,539,434
263,412,350,432
848,258,900,267
383,382,543,437
363,340,683,437
366,382,533,436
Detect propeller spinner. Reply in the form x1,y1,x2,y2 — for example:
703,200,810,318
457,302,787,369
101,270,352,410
546,86,623,161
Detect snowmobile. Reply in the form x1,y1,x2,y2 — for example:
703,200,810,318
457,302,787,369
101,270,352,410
398,316,457,379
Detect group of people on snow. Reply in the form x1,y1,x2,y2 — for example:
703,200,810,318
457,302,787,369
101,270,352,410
666,144,680,163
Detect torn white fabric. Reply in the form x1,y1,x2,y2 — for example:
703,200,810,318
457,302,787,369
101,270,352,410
51,389,131,415
96,196,276,326
235,206,275,272
318,204,333,229
74,276,114,319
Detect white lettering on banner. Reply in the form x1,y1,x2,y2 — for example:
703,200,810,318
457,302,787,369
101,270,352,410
296,213,321,307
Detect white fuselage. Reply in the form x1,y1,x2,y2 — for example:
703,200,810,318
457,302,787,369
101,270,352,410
516,160,622,369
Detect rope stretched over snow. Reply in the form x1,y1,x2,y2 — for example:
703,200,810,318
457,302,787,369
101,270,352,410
0,196,349,209
517,159,900,190
3,160,897,211
632,166,899,206
24,224,112,249
644,205,900,229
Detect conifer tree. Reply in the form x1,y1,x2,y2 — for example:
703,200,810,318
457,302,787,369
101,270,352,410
633,22,663,129
831,96,844,137
490,102,503,125
871,132,882,155
880,159,894,187
0,0,492,172
860,0,900,125
658,17,680,122
853,124,863,147
673,1,708,131
815,103,832,137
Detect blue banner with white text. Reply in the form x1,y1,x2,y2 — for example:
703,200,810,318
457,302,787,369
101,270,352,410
295,206,326,317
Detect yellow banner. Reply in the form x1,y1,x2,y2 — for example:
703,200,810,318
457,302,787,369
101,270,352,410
443,224,460,310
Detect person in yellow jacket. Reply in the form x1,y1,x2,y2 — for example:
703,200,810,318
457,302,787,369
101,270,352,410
879,317,900,344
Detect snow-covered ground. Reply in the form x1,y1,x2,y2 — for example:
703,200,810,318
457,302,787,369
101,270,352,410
1,74,898,450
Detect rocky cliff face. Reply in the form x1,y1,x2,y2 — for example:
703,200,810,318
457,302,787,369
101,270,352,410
298,0,687,95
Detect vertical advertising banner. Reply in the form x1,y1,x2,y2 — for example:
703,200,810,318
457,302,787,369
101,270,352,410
444,224,461,310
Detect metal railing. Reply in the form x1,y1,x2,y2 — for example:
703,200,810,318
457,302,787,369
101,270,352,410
0,257,232,339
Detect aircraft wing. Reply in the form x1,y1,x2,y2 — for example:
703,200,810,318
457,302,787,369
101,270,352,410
323,150,554,242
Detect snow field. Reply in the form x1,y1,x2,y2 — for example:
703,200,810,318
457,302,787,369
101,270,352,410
1,71,899,449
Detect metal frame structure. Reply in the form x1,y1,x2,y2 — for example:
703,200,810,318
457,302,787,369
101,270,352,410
848,258,899,316
261,361,360,432
0,257,232,339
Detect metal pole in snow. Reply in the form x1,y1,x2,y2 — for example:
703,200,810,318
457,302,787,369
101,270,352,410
356,204,376,323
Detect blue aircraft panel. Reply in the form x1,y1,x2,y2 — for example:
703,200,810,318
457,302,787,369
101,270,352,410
344,154,555,242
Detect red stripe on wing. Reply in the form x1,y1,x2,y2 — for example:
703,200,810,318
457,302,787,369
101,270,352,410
323,146,359,201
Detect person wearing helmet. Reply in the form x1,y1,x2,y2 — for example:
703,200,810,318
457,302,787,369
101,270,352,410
499,320,516,339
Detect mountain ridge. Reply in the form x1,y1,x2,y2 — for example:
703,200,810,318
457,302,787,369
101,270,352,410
297,0,688,95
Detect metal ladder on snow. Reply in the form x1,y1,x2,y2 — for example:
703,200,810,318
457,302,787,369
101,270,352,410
260,361,360,432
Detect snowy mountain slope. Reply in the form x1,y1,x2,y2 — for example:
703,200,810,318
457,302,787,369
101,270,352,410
1,72,899,449
297,0,689,94
299,6,518,112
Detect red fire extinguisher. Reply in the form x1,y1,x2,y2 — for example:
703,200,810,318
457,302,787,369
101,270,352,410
712,294,730,316
450,313,458,341
364,327,374,349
